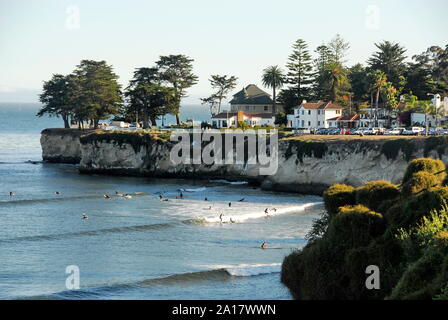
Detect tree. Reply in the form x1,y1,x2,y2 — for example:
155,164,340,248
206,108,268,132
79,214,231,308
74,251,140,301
262,66,285,115
368,70,387,125
208,75,238,115
368,41,407,90
286,39,313,102
156,55,198,125
125,67,176,128
277,88,299,115
38,74,77,128
327,34,350,65
348,64,370,105
73,60,123,129
325,62,351,103
416,101,434,136
200,94,219,117
382,82,398,127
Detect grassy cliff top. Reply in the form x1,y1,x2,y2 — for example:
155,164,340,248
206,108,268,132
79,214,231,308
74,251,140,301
41,128,97,137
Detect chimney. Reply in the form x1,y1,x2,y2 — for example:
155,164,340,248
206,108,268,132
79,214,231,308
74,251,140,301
237,111,244,124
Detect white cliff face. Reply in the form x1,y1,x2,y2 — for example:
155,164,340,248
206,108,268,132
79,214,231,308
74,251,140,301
80,141,147,169
40,130,83,163
41,129,448,194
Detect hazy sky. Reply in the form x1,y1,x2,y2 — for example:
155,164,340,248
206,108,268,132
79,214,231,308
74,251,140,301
1,0,447,103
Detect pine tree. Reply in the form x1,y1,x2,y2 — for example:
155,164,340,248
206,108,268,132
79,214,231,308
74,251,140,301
286,39,313,103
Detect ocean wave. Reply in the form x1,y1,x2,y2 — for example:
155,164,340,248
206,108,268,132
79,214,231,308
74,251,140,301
210,179,249,185
19,263,281,300
179,187,207,192
0,192,147,205
203,202,322,223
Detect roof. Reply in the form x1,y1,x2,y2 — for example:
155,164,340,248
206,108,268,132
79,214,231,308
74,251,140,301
229,84,273,105
327,114,360,121
295,101,342,110
211,111,274,119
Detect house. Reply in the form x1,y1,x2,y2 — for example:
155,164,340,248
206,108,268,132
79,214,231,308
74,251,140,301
229,84,284,115
211,111,275,128
290,100,342,129
327,114,360,128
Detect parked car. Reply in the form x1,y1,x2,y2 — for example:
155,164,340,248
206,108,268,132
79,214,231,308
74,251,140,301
384,127,404,135
402,127,424,135
315,128,328,135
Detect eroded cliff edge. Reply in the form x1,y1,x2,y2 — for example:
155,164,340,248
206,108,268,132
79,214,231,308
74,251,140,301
40,129,448,194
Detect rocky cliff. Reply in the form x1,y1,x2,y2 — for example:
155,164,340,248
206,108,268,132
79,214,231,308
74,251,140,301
40,129,448,194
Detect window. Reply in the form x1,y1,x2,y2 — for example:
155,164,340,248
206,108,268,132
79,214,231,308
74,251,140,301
222,120,228,127
301,110,304,115
318,121,320,126
308,110,311,115
301,120,304,127
318,110,321,115
308,121,311,126
264,106,268,111
336,110,341,114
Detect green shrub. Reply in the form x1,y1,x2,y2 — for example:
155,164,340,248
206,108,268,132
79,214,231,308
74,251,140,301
402,158,446,185
398,187,448,229
323,184,356,216
355,180,400,213
402,171,441,196
388,245,448,300
328,205,386,248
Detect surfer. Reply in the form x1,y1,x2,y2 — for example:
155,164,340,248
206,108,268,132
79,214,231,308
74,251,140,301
264,208,271,218
159,194,163,200
261,241,267,249
219,213,223,222
228,202,232,207
230,218,235,223
238,198,245,202
9,192,14,196
55,191,60,195
103,194,111,199
82,214,88,220
204,197,208,201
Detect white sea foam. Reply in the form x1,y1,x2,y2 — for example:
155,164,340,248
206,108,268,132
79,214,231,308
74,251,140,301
203,202,322,223
198,263,282,277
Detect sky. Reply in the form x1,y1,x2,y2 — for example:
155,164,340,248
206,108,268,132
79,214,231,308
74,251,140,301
0,0,447,104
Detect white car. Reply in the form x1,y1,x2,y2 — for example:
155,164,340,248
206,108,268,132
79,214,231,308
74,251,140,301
385,128,404,135
402,127,424,135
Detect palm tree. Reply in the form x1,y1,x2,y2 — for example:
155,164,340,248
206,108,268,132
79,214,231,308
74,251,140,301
326,62,349,102
262,66,284,115
369,70,387,126
417,101,434,136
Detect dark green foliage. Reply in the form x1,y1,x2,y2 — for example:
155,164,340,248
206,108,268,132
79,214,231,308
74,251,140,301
388,245,448,300
355,180,400,213
401,171,440,196
79,130,171,153
402,158,446,184
329,205,386,247
396,187,448,229
380,139,416,161
282,158,448,300
323,184,356,216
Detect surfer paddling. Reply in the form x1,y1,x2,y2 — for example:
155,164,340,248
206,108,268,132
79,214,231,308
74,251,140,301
261,241,267,249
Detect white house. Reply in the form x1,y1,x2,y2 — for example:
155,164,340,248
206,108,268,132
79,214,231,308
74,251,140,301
290,100,342,129
211,111,275,128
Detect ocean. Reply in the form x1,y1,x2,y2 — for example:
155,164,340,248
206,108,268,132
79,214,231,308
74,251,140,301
0,103,322,300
